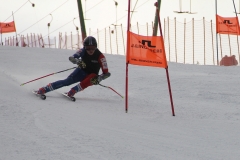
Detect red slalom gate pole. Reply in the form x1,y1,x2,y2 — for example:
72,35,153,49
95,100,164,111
99,84,124,98
20,67,76,86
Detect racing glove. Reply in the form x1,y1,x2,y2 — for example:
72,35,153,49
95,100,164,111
90,72,111,85
69,56,86,68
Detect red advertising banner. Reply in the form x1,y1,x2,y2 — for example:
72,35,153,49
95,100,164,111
0,21,16,33
216,15,240,35
126,31,167,68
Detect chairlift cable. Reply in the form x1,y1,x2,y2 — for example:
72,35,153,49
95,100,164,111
19,0,70,34
3,0,28,22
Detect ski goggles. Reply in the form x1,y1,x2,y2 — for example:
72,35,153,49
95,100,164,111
85,46,97,51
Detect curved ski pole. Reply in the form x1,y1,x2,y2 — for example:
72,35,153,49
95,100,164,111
20,67,77,86
99,84,124,98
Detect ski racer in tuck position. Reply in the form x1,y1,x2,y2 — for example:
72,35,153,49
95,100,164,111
37,36,111,97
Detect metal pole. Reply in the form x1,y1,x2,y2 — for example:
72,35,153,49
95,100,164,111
125,0,131,113
190,0,191,13
77,0,87,41
232,0,240,63
156,2,175,116
99,84,123,98
20,67,77,86
153,0,161,36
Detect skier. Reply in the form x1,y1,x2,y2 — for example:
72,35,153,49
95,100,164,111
37,36,110,97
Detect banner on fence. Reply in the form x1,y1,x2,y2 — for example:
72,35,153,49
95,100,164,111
0,21,16,33
126,31,167,68
216,15,240,35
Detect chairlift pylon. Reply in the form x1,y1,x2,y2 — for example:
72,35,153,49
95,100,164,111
173,0,197,14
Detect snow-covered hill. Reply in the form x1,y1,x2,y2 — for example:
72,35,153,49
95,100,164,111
1,46,240,160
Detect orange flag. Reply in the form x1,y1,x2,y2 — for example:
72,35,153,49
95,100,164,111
0,21,16,33
126,31,167,68
216,15,240,35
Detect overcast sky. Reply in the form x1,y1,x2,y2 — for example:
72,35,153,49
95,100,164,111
0,0,239,39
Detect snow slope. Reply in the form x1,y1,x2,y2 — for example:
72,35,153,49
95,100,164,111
0,46,240,160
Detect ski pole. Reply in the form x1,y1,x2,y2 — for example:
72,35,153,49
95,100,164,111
20,67,77,86
99,84,124,98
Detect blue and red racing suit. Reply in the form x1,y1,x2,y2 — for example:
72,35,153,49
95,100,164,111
45,48,109,93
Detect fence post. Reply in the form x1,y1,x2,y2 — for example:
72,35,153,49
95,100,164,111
20,35,22,47
192,18,195,64
42,34,44,48
71,32,73,50
31,34,33,47
37,34,40,47
147,22,149,36
115,25,119,55
167,17,171,62
109,26,112,54
15,36,17,46
48,35,50,48
137,22,139,34
26,34,29,47
228,34,232,56
184,18,186,64
19,35,21,47
12,36,14,46
54,37,56,48
34,33,36,47
164,19,165,41
219,34,223,59
31,33,33,47
237,35,240,63
174,17,177,63
60,32,63,49
77,31,80,50
120,24,125,55
203,17,206,65
97,28,100,50
210,20,215,65
105,28,107,53
58,32,61,49
65,32,67,49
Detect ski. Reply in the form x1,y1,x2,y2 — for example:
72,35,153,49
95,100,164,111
62,92,76,102
32,90,46,100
